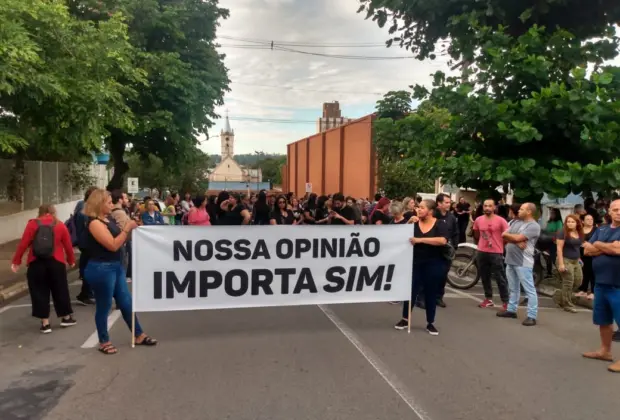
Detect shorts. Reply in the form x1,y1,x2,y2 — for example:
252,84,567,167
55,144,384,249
592,285,620,326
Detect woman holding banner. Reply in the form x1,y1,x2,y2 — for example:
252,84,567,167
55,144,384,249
395,199,449,336
84,189,157,355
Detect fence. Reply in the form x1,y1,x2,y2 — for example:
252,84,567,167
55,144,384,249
0,159,110,216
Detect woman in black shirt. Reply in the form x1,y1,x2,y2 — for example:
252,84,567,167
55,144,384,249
390,201,408,224
370,197,392,225
314,195,330,224
303,193,318,224
395,199,449,335
219,193,251,225
252,190,271,225
83,189,157,354
271,195,296,225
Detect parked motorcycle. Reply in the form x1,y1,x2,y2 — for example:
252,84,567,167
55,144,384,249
447,242,548,290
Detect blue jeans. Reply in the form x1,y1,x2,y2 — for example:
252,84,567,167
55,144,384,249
506,264,538,319
84,260,143,344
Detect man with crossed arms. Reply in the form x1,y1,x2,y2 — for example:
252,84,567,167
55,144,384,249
583,199,620,373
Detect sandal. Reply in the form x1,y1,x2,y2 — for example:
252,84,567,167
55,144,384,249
135,335,158,346
98,343,118,355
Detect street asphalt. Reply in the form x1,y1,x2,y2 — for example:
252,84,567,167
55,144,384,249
1,272,618,420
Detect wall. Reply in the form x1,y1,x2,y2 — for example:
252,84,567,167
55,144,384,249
285,114,376,198
0,199,80,245
0,160,109,244
208,156,245,182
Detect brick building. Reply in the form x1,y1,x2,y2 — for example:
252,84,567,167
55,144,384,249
283,114,378,199
316,101,352,133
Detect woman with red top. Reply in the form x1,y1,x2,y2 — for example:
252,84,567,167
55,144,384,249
11,204,77,334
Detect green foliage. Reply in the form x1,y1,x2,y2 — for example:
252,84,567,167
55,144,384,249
363,1,620,202
65,163,97,193
259,155,286,185
375,90,412,119
126,148,210,194
358,0,620,61
69,0,231,190
0,0,142,159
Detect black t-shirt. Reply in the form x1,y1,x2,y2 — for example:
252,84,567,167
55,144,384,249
371,210,392,225
315,207,328,224
404,211,416,222
86,217,122,262
362,209,369,225
219,204,246,226
291,207,302,223
413,219,450,263
330,206,356,225
303,206,317,224
270,209,295,225
174,203,183,224
252,203,271,225
391,216,408,225
456,202,471,223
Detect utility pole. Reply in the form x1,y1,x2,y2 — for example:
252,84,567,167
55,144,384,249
255,150,261,191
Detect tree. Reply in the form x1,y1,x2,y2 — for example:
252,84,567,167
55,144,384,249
362,1,620,201
258,155,286,185
374,102,445,197
126,148,210,194
0,0,141,158
358,0,620,61
68,0,230,190
375,90,412,119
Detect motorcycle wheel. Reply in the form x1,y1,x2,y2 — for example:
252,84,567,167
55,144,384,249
447,254,480,290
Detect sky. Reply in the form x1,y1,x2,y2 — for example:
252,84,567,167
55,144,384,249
198,0,451,156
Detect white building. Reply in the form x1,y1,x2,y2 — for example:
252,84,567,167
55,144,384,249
208,112,262,183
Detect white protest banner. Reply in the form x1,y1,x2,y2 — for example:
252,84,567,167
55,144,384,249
132,225,413,312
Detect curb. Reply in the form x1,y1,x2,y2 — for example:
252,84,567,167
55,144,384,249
537,283,593,310
0,260,80,306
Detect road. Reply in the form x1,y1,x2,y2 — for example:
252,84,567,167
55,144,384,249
1,272,618,420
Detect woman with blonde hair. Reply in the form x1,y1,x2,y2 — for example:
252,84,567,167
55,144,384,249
11,204,76,333
84,189,157,354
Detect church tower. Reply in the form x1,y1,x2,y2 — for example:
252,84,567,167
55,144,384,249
220,110,234,157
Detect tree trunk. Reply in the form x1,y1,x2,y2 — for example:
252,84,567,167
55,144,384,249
107,134,128,191
7,153,25,204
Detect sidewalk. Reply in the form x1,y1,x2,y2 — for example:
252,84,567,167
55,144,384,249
0,240,80,304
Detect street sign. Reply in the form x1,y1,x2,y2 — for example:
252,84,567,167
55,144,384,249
127,177,139,194
305,182,312,193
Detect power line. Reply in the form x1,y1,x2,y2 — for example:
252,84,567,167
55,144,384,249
231,81,384,95
216,39,414,60
218,35,386,47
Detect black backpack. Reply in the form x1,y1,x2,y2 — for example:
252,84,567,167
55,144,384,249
32,220,56,259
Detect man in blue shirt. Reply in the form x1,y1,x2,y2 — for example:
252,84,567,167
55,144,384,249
583,199,620,373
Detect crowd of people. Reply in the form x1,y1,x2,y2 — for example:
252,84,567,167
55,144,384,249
8,187,620,371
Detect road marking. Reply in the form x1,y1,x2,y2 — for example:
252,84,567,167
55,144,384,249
442,293,468,299
445,287,483,303
81,310,121,348
0,301,87,315
318,304,431,420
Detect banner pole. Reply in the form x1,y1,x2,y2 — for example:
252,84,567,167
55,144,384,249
131,311,136,348
407,299,412,334
131,230,136,348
